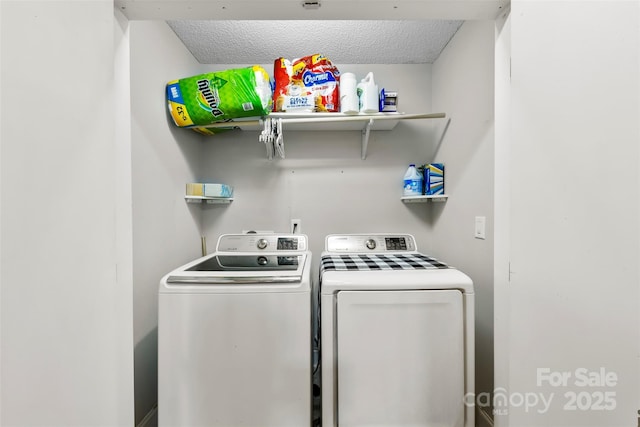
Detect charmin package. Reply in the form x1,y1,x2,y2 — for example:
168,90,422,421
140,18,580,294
272,54,341,113
166,66,272,135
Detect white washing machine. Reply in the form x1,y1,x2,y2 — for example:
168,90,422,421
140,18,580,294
319,234,474,427
159,233,312,427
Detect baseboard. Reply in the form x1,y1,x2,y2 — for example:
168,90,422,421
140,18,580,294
136,403,489,427
477,406,494,427
136,404,158,427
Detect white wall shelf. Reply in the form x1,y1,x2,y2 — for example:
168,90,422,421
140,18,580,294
224,112,416,132
185,196,234,204
196,112,446,160
401,195,448,203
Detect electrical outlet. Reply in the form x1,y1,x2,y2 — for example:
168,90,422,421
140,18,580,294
291,219,302,234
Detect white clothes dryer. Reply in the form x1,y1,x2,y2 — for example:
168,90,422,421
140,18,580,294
159,233,312,427
319,234,474,427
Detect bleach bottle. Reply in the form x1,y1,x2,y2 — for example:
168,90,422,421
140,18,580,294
357,72,379,114
403,164,423,196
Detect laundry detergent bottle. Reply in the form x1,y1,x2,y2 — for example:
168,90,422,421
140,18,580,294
403,164,423,196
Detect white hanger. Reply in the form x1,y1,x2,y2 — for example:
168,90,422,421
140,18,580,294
260,117,274,160
275,118,285,159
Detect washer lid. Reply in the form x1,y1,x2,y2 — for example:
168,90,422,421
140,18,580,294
187,254,301,272
164,253,309,285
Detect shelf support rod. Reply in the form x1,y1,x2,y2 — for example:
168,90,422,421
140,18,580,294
195,112,447,129
361,119,373,160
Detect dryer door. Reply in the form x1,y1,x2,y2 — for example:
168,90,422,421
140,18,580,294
336,289,465,427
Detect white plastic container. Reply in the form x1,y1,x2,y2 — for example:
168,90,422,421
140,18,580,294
357,72,379,114
403,164,423,196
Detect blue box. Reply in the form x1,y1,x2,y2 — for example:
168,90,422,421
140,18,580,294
424,163,444,195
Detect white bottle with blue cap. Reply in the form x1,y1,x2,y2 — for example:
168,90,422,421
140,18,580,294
403,164,423,196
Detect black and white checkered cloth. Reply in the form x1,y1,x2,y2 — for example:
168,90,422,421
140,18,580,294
321,253,449,272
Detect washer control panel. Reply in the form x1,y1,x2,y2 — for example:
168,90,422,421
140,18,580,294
325,234,417,253
217,234,308,252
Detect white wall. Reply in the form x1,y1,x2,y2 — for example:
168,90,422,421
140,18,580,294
1,1,134,426
431,19,496,424
127,20,205,425
497,1,640,425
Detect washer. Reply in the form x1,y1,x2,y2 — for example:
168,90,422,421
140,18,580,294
159,233,312,427
319,234,474,427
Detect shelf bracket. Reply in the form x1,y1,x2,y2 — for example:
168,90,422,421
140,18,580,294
361,119,373,160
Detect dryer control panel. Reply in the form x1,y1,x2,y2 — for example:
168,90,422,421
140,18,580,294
325,234,417,253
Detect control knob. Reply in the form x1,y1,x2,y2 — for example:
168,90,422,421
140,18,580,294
257,238,268,250
257,256,268,266
365,238,376,250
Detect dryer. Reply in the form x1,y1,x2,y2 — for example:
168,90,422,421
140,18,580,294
159,233,312,427
319,234,474,427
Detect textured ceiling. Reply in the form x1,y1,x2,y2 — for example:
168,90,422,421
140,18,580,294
167,20,463,64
